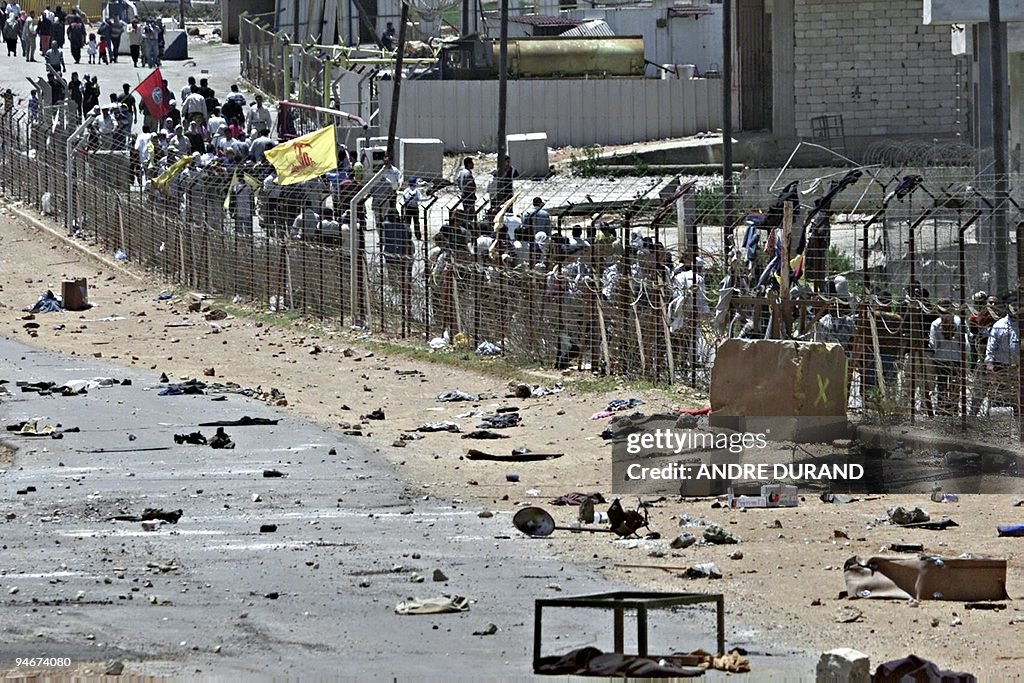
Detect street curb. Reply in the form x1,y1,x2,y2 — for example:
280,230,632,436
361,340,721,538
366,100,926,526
4,203,146,284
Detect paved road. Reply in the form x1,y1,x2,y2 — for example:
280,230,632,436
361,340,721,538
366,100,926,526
0,336,813,677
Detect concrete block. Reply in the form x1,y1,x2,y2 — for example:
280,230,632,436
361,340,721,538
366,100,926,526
710,339,849,443
399,138,444,181
506,132,549,178
816,648,871,683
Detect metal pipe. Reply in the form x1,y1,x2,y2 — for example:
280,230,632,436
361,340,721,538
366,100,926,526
990,0,1009,294
496,0,509,165
386,1,410,161
721,0,734,260
65,113,94,234
350,167,389,325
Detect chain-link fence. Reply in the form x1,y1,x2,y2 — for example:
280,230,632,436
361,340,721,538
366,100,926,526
1,98,1020,438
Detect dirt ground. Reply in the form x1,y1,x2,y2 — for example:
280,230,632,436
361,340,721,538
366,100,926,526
1,203,1023,677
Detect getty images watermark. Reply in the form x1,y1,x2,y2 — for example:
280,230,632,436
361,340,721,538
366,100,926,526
609,414,880,496
623,428,864,483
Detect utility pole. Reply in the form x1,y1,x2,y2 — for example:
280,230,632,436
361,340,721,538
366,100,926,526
179,0,186,30
386,1,410,161
722,0,734,260
496,0,509,165
990,0,1009,295
462,0,470,35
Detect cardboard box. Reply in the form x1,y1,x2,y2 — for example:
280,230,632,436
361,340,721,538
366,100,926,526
61,278,89,311
729,484,799,509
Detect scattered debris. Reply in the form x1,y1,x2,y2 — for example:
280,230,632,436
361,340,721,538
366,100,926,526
683,563,722,579
394,595,470,615
23,290,63,313
845,555,1009,601
432,569,448,582
208,428,235,449
260,524,277,533
262,469,285,478
174,432,207,445
198,417,278,427
111,508,183,524
670,534,697,550
416,421,461,433
466,448,562,462
477,413,521,429
887,506,929,525
820,492,858,504
834,606,864,623
872,655,976,682
461,430,508,440
605,398,644,413
888,543,924,553
437,390,479,403
475,341,501,356
472,623,498,636
817,648,870,682
550,492,606,507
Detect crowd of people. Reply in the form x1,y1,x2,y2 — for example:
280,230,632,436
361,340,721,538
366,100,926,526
4,2,164,68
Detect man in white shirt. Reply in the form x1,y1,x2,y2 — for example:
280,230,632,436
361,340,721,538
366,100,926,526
181,85,207,123
983,306,1019,414
245,94,272,136
929,299,968,415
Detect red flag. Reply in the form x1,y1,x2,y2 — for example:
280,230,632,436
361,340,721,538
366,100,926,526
134,68,170,120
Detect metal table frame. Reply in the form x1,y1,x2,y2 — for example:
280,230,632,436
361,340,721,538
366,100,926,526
533,590,725,668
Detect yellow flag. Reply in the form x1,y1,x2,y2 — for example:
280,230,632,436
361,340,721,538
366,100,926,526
224,170,237,211
264,126,337,186
150,155,193,193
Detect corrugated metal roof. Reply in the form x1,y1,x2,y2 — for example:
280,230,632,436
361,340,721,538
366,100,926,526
508,14,582,28
559,20,616,38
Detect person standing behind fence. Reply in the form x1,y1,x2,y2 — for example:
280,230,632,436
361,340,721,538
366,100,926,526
44,41,63,77
22,10,36,62
51,14,63,48
401,177,425,241
521,196,551,237
67,71,82,116
985,298,1019,415
3,13,18,56
36,10,49,52
455,157,475,227
125,18,140,66
901,280,934,417
245,94,272,137
66,14,83,62
928,299,967,416
141,18,159,67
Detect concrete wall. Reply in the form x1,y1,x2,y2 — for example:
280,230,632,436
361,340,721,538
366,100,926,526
564,5,724,75
790,0,959,146
378,77,722,151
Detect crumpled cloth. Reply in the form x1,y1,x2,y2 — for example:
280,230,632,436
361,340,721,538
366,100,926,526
549,492,606,506
606,397,644,412
872,655,976,682
395,595,470,615
436,390,478,403
477,413,521,429
534,647,705,677
23,290,63,313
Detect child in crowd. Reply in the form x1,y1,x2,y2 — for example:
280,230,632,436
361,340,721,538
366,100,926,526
98,37,108,65
86,33,97,64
